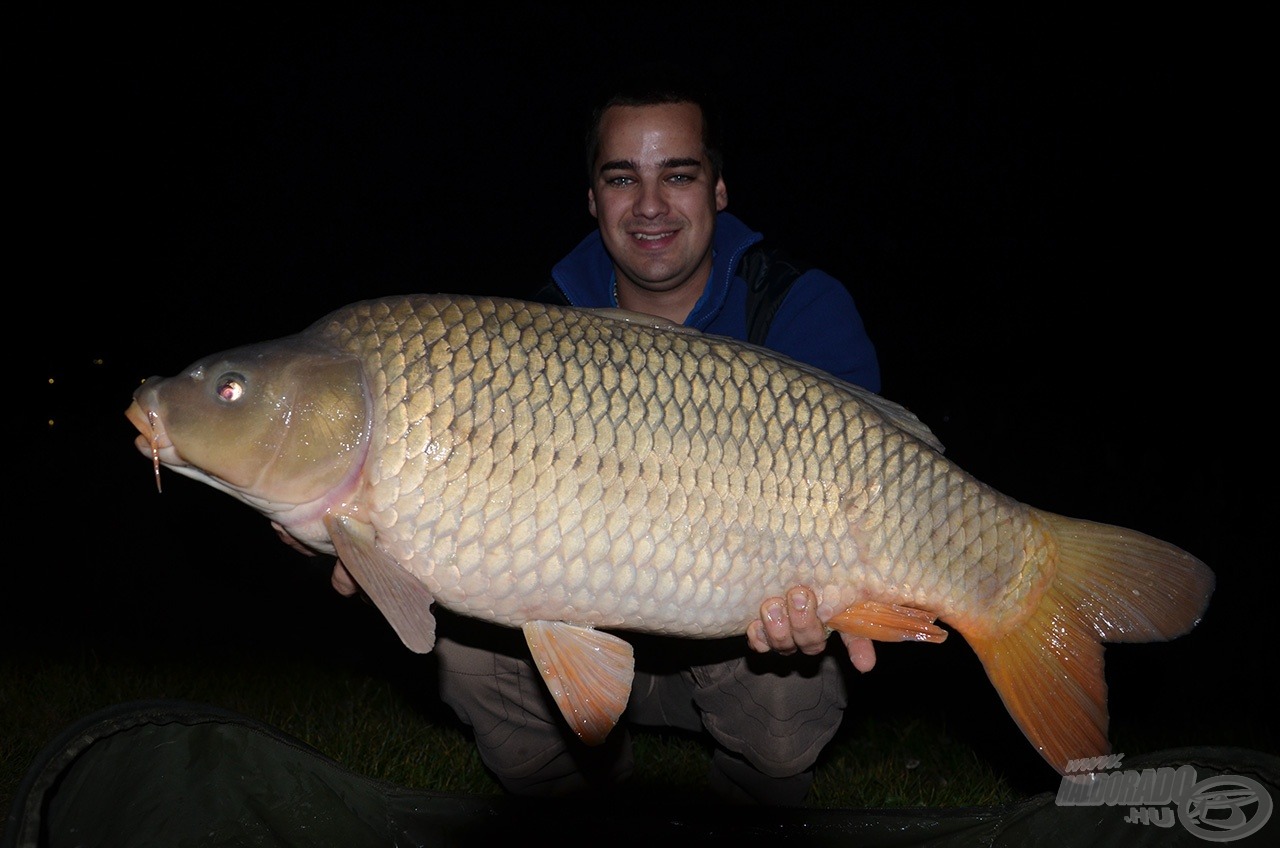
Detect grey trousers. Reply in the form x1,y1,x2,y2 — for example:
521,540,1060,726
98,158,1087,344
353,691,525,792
434,614,850,805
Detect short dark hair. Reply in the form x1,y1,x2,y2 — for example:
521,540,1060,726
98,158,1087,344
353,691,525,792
583,64,725,186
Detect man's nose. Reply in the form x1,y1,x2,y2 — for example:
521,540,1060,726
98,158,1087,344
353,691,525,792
632,180,668,218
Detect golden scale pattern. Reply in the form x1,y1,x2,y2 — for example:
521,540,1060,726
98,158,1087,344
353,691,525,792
319,294,1042,637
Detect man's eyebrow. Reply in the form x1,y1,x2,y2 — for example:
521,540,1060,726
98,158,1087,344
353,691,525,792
599,159,638,173
660,157,701,169
598,156,703,174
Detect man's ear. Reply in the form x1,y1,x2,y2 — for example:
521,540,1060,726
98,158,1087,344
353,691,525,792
715,177,728,211
588,187,598,218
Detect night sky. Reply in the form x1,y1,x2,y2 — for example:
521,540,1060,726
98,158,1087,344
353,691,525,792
21,5,1273,790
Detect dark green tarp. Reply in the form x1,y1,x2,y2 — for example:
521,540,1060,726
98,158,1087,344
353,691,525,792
5,700,1276,847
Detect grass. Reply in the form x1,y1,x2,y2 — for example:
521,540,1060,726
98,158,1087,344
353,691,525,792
10,601,1266,848
2,643,1024,828
12,601,1256,836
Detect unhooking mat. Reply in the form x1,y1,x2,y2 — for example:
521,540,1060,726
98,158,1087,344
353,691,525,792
4,700,1276,847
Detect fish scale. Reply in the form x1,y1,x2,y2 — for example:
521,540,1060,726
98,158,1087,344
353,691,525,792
127,292,1213,772
323,296,921,634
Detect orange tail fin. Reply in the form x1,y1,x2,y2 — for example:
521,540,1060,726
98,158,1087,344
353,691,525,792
963,508,1214,774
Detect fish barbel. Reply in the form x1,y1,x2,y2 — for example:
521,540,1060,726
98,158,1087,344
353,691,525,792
125,293,1213,774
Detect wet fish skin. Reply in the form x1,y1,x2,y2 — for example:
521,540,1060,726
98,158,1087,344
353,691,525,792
126,293,1214,774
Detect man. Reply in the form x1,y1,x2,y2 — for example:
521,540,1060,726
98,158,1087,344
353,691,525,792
432,70,883,806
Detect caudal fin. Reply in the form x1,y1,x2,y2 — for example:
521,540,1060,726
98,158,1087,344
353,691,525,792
963,508,1214,774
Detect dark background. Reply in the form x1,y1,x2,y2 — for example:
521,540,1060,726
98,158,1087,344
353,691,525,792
21,4,1273,789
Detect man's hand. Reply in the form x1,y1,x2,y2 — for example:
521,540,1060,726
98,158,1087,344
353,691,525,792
746,585,877,673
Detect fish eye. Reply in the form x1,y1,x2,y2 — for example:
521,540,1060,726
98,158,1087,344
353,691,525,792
215,373,247,403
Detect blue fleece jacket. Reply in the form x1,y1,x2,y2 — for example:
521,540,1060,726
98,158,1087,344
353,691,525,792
548,211,881,393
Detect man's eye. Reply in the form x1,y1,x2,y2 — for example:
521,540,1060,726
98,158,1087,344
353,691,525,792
667,174,694,185
606,176,634,188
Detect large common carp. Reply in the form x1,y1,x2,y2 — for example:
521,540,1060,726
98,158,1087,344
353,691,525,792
126,293,1213,775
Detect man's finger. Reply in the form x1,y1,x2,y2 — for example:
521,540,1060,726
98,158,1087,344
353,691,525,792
843,635,877,673
331,560,360,596
785,587,828,655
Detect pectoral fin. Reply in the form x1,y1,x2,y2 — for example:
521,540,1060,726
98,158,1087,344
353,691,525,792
827,601,948,644
325,514,437,653
522,621,635,745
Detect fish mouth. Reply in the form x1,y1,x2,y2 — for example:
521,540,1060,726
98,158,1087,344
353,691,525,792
126,393,183,491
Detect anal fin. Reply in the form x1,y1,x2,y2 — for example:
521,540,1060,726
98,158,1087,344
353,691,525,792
827,601,948,643
522,621,635,745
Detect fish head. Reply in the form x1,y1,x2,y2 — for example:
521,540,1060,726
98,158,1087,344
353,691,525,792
125,335,370,550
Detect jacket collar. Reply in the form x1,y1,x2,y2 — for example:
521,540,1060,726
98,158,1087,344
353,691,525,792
549,212,763,329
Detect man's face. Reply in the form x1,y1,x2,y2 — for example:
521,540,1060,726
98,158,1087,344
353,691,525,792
588,102,728,294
